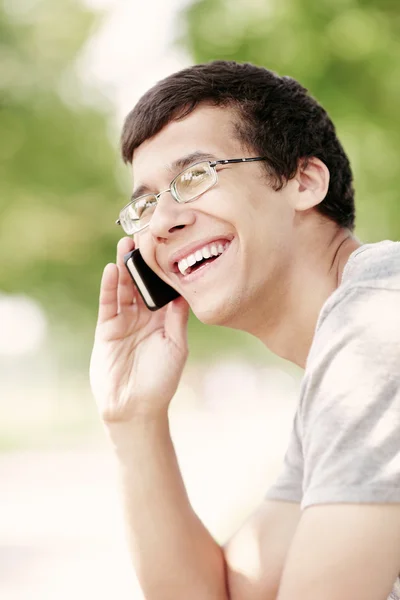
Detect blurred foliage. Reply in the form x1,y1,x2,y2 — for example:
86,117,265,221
0,0,124,364
179,0,400,242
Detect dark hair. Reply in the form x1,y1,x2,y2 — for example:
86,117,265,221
121,61,355,230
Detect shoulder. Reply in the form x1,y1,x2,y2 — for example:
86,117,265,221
298,284,400,510
306,240,400,370
305,282,400,392
301,260,400,461
342,240,400,290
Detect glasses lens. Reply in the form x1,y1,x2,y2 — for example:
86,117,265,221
120,195,157,233
173,162,215,203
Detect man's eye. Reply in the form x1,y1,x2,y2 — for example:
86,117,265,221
180,169,208,188
183,169,204,181
136,199,156,217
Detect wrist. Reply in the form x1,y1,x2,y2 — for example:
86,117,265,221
103,412,170,460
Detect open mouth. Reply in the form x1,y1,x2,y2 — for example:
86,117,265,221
185,254,219,274
176,241,231,277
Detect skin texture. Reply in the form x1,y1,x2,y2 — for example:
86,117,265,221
90,104,400,600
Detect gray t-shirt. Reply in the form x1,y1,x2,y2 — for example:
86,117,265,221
265,240,400,600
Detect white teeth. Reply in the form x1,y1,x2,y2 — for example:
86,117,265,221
178,258,188,275
177,240,231,276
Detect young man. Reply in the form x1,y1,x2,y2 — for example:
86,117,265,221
89,61,400,600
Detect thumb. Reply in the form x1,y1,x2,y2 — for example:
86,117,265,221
164,296,190,349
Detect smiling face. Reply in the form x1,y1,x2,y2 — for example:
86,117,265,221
131,104,300,328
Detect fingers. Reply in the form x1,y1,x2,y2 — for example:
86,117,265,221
164,297,190,348
97,263,119,324
116,237,137,308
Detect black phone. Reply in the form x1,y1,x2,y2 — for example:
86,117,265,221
124,248,180,311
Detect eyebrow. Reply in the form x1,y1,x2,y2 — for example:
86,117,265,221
169,151,218,173
130,151,218,202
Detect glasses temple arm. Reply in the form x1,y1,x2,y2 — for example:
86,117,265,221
212,157,267,167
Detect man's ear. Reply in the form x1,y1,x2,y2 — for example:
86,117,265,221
289,157,330,211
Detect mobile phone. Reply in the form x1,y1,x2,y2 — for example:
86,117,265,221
124,248,180,311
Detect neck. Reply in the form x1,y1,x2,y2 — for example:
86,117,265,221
244,227,362,368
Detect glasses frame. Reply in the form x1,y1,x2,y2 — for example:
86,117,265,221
116,156,267,234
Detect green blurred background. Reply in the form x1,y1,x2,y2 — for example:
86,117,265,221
0,0,399,596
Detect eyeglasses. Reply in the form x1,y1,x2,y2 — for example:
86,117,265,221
116,156,267,235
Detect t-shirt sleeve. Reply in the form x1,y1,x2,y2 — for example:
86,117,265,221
301,285,400,510
264,410,303,504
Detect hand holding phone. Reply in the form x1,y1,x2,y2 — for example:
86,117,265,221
124,248,180,311
90,238,189,425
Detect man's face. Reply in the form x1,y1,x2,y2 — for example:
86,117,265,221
132,105,297,327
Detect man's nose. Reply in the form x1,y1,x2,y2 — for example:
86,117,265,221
149,191,196,241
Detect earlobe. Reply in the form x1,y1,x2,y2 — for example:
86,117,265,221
292,157,330,211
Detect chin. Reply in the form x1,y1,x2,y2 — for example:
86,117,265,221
190,294,240,327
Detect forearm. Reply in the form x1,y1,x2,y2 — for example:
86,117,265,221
106,416,229,600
